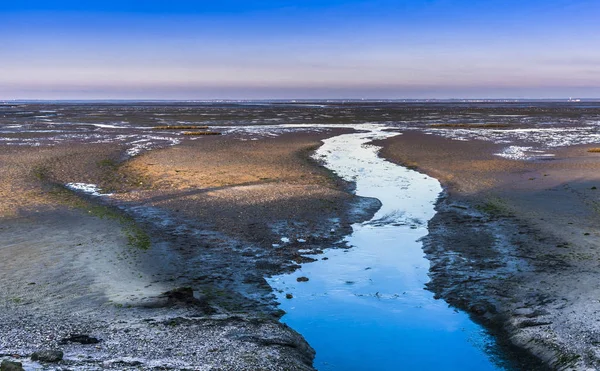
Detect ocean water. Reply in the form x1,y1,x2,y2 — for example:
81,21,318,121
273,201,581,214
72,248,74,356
269,126,504,371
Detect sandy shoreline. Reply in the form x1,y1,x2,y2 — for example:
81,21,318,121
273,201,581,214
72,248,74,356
376,131,600,370
3,107,600,369
0,129,379,370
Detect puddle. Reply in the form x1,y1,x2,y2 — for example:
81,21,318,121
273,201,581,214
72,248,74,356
269,127,505,370
65,182,113,196
422,125,600,160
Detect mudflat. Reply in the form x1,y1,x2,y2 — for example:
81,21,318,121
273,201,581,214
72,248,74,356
377,130,600,370
3,101,600,370
0,129,378,370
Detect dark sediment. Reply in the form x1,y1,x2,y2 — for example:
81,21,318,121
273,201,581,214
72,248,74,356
0,129,379,370
375,131,600,370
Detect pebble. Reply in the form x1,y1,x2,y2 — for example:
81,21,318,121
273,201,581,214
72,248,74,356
31,349,64,363
1,360,24,371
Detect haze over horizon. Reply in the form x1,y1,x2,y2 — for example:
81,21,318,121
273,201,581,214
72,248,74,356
2,0,599,100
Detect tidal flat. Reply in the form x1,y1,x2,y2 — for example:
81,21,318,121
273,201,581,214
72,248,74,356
1,101,600,370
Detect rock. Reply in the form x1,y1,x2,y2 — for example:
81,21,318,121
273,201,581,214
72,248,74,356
161,287,196,304
469,304,487,315
138,287,216,314
60,334,101,344
285,293,293,299
296,277,309,282
158,287,216,314
1,360,24,371
31,349,63,362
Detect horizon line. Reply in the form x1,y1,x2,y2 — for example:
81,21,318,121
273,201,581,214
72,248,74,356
3,98,600,103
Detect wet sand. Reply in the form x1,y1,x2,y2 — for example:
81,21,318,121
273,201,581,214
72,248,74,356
376,131,600,370
3,101,600,369
0,130,378,370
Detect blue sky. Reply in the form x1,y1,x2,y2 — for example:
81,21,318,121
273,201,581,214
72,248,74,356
1,0,599,99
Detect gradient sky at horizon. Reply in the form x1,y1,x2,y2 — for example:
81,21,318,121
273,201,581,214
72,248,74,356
1,0,599,99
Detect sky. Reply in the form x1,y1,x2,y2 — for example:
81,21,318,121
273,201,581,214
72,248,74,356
1,0,599,99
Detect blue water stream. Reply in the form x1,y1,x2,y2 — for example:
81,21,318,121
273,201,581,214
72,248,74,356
268,126,504,371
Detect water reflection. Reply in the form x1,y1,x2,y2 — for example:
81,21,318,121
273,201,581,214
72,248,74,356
269,127,504,371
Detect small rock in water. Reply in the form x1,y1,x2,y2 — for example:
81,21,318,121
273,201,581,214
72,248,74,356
1,360,24,371
285,293,294,299
31,349,63,363
296,277,309,282
60,334,101,345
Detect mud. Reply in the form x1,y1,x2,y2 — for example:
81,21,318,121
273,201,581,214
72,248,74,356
0,129,378,370
377,131,600,370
